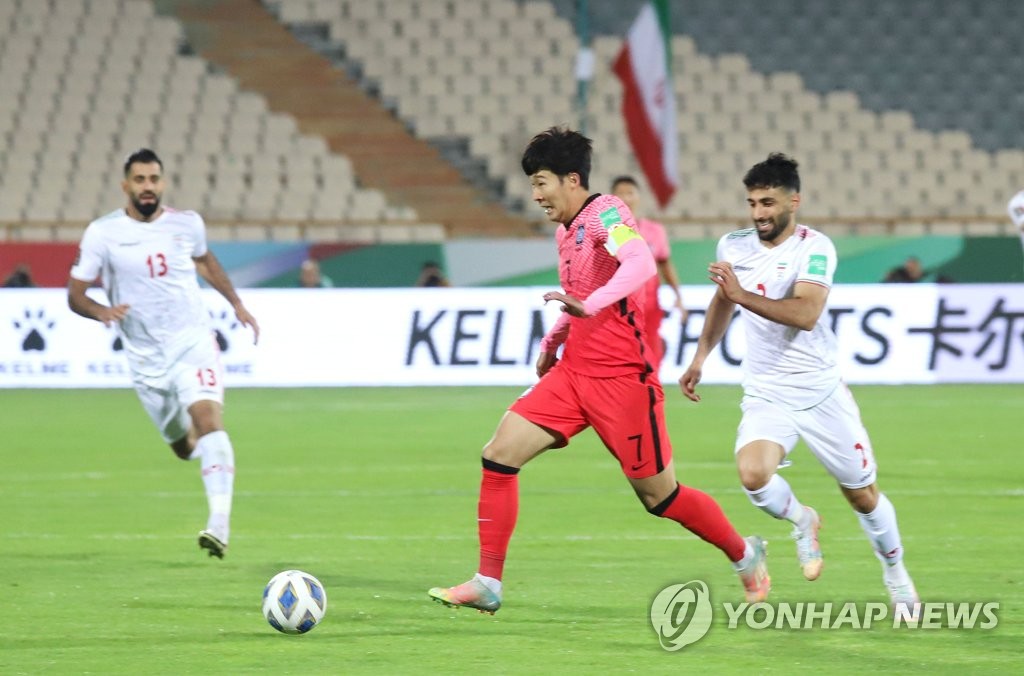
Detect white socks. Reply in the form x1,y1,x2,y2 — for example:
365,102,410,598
474,573,502,597
749,478,909,583
731,539,757,572
191,430,235,543
744,474,810,530
857,493,905,571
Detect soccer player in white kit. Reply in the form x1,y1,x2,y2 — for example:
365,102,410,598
68,149,259,559
679,153,919,617
1008,188,1024,268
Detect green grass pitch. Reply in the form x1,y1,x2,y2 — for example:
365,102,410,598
2,385,1020,674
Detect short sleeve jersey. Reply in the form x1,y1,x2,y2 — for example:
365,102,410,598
555,194,650,377
716,224,840,409
70,207,212,375
635,218,670,313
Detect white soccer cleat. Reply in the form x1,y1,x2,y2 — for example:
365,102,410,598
791,507,823,581
198,530,227,559
428,576,502,614
736,535,771,603
886,575,920,625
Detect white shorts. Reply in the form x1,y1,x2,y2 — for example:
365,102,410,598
735,383,877,488
132,336,225,443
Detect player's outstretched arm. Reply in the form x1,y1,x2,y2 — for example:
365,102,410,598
67,278,129,326
679,289,734,402
194,251,260,344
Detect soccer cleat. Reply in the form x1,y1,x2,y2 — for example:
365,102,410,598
198,530,227,559
791,507,823,581
736,535,771,603
428,577,501,614
886,576,920,624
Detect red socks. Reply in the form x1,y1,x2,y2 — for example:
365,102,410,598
651,484,746,562
477,464,744,579
477,462,520,580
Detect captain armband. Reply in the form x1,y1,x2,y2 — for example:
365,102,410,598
603,223,642,255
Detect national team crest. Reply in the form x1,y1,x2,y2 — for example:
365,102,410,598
576,223,585,245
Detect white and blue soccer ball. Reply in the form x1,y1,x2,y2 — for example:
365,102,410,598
262,570,327,634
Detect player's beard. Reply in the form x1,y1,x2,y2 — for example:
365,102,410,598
133,194,161,218
756,210,790,243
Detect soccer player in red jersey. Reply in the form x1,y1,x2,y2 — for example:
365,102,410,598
428,128,769,614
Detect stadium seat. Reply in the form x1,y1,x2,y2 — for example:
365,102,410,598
0,0,422,237
5,0,1019,238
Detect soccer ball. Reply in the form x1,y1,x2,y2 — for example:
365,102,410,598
262,570,327,634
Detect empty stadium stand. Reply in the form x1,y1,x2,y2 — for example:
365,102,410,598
547,0,1024,153
270,0,1022,236
0,0,401,237
159,0,533,238
0,0,532,241
1,0,1021,242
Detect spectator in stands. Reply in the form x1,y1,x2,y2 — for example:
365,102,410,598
883,256,925,283
1009,188,1024,264
416,260,450,287
298,258,334,288
3,263,35,287
611,175,686,370
67,148,258,561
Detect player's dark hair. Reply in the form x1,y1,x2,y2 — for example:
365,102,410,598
123,148,163,176
521,126,592,189
610,175,638,191
743,152,800,193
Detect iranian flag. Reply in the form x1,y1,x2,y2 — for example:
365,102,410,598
612,0,678,208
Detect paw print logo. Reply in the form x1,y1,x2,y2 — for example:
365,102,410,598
208,309,241,353
12,308,55,352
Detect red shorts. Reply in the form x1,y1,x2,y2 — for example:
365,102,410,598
509,364,673,479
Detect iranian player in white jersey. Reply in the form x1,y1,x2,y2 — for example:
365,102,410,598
68,149,259,560
679,153,919,619
1008,188,1024,268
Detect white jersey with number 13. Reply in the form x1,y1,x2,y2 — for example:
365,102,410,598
69,207,213,376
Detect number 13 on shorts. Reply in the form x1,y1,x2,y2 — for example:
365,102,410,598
196,367,218,388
